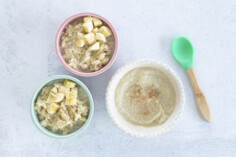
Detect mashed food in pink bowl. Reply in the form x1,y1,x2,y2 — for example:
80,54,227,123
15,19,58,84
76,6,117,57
55,13,118,77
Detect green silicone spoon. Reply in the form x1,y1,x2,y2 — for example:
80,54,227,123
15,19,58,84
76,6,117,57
171,37,212,122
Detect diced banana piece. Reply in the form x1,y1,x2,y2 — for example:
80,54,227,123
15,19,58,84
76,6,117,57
83,54,90,62
89,42,100,51
65,91,77,105
36,99,44,107
65,99,73,106
66,98,77,106
84,33,95,45
46,92,57,103
66,91,76,99
92,17,102,27
83,16,93,22
53,83,60,88
83,20,93,33
95,33,106,42
99,26,112,37
47,103,60,114
51,87,57,94
71,87,78,95
58,85,69,94
55,93,65,102
46,87,59,103
92,28,99,33
77,32,84,39
77,39,85,47
64,80,76,88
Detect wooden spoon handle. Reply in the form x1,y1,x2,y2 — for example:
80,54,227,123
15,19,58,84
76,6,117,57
186,68,212,122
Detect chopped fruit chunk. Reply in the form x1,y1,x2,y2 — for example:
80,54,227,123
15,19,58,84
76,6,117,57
51,87,57,94
46,92,57,103
83,21,93,33
55,93,65,102
64,80,76,88
65,91,77,105
83,16,93,22
65,98,77,106
66,91,72,99
71,87,78,95
99,26,112,37
77,32,84,39
47,103,60,114
89,42,100,51
53,83,60,88
58,85,69,94
65,91,76,99
92,17,102,27
92,28,99,33
77,39,85,47
95,33,106,42
84,33,95,45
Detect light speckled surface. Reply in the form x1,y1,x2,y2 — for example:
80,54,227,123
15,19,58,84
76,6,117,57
1,0,236,156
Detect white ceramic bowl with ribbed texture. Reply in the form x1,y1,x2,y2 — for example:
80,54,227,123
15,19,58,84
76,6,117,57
106,60,185,138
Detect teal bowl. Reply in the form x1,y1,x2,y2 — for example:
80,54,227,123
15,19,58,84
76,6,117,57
30,75,94,139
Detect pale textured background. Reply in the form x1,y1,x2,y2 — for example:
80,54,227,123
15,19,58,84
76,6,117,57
0,0,236,156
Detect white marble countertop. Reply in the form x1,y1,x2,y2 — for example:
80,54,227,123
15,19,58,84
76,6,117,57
1,0,236,156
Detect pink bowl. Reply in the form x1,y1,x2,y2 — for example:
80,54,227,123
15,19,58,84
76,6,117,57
55,13,118,77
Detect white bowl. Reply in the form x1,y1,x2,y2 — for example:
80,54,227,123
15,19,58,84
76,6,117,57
106,60,185,138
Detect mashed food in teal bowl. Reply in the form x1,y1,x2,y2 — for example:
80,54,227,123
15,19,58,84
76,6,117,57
35,79,89,135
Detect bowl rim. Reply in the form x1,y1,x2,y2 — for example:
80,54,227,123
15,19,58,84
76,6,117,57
30,75,94,139
106,59,185,138
55,12,119,77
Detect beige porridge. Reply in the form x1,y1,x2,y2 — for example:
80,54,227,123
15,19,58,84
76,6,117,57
61,16,115,72
35,80,89,134
115,67,176,126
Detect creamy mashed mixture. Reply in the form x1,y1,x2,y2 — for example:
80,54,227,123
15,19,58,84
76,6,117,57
115,67,176,126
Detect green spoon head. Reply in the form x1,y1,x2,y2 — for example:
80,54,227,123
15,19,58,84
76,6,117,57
171,37,194,70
